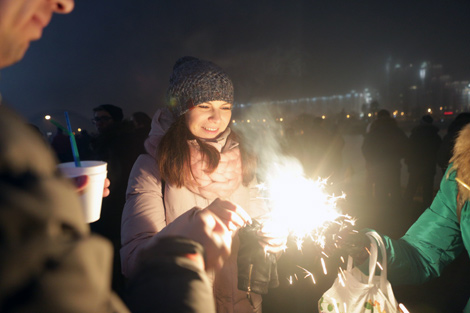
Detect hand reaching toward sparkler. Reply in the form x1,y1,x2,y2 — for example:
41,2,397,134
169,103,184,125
334,229,370,265
155,207,232,271
205,198,252,233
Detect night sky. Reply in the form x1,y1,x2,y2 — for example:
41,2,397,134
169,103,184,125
1,0,469,132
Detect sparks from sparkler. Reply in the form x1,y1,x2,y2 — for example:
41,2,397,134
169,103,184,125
377,261,383,271
255,159,353,252
337,272,345,287
296,265,316,284
399,303,410,313
320,257,328,275
338,267,347,284
253,159,358,288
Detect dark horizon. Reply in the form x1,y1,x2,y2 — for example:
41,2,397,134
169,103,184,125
1,0,469,129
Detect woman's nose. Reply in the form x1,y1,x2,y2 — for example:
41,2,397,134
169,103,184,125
209,109,221,122
52,0,75,14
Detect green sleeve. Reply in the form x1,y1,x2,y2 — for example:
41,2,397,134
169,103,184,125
381,168,464,285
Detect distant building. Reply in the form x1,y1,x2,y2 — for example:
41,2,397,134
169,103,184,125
384,59,470,118
234,88,379,119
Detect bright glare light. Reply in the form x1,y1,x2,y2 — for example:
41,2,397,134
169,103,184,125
401,112,405,116
263,119,266,123
77,128,82,132
232,120,236,123
257,159,348,249
247,119,251,123
346,115,350,119
321,115,326,119
280,118,284,122
427,108,432,113
45,115,51,120
368,113,372,117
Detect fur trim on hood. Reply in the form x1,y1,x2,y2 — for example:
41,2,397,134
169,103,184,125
449,124,470,220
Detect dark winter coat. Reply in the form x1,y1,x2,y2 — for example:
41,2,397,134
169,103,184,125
405,123,442,174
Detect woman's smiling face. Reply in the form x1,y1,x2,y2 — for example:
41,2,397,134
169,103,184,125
185,100,232,139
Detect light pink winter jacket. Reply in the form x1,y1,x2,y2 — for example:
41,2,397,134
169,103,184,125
121,109,268,313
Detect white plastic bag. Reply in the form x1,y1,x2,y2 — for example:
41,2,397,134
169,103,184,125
318,231,399,313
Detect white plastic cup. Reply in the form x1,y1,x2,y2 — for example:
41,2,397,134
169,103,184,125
57,161,108,223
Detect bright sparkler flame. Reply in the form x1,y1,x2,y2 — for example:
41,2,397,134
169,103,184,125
253,158,357,288
256,159,350,250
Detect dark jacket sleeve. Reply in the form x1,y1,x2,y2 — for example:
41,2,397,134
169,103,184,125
126,237,216,313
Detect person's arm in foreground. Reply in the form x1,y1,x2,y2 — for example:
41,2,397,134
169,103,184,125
126,207,232,313
0,107,129,313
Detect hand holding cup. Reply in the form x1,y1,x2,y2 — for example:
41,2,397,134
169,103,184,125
58,161,107,223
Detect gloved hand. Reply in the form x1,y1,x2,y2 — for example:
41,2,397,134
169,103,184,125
237,220,279,296
333,229,370,265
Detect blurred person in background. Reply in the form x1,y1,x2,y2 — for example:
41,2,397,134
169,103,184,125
131,111,152,151
362,109,408,206
404,115,442,209
50,127,73,162
90,104,144,296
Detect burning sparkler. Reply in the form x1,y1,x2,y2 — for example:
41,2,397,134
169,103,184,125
254,158,354,252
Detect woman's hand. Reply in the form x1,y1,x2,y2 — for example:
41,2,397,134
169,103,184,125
205,198,252,232
157,208,232,270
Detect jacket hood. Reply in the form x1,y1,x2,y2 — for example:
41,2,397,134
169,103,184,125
144,108,175,158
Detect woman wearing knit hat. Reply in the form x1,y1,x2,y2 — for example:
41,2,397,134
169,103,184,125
121,56,278,312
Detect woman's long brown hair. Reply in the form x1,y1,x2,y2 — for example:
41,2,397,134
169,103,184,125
158,115,257,187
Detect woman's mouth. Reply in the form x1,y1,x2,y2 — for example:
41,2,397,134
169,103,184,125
203,126,218,133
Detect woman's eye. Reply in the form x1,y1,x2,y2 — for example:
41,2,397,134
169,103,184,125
222,106,232,110
198,105,209,109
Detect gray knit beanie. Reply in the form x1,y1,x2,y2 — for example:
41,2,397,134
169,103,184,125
166,56,234,117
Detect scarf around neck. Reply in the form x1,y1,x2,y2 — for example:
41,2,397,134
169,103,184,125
186,128,242,200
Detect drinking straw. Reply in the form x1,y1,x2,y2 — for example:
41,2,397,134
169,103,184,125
45,115,68,133
64,111,82,167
